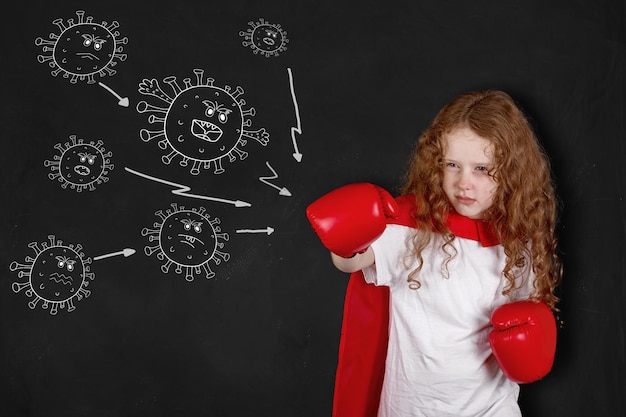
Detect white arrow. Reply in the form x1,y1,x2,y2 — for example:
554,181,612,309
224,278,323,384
287,68,303,162
98,82,130,107
93,248,136,261
236,227,275,235
124,167,252,207
259,161,292,197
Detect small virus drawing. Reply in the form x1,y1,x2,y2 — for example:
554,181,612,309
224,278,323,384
142,203,230,281
136,68,270,175
9,235,94,315
35,10,128,84
44,134,114,192
239,18,288,58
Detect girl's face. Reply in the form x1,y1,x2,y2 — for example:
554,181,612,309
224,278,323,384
441,127,497,219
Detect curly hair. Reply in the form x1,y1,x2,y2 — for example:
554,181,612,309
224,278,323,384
401,90,562,309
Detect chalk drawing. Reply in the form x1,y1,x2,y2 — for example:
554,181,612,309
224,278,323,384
136,68,270,175
35,10,128,84
240,18,288,58
142,203,230,281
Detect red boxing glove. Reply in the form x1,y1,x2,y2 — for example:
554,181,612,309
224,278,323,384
306,183,399,258
489,300,557,384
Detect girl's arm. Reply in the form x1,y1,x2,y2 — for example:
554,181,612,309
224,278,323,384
331,247,375,273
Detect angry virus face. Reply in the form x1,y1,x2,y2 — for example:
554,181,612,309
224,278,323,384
35,10,128,84
45,135,114,192
136,68,269,175
31,247,84,302
142,203,230,281
239,18,289,58
9,236,94,315
160,210,216,267
165,86,244,163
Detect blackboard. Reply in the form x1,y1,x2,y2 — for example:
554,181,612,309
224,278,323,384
1,1,624,416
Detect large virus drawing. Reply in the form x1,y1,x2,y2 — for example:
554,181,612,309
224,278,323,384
142,203,230,281
9,235,94,315
136,68,270,175
34,10,128,84
239,18,288,58
44,134,114,192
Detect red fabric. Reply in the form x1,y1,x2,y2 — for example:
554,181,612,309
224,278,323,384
332,195,499,417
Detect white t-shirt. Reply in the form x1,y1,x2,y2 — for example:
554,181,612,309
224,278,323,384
362,224,535,417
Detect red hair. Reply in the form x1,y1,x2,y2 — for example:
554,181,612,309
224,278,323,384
402,90,562,309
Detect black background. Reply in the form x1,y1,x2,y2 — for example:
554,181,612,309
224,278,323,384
1,1,624,416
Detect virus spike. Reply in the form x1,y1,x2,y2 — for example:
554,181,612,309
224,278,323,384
144,245,160,257
193,68,205,85
136,100,168,114
212,158,225,174
230,146,248,161
162,150,177,165
215,232,229,241
190,160,202,175
52,18,66,32
29,297,43,310
139,129,165,143
12,281,31,293
202,264,216,279
163,76,183,96
76,10,86,23
185,268,194,282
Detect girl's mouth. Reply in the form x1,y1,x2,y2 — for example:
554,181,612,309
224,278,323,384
456,196,475,205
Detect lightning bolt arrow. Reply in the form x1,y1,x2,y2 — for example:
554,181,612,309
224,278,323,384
125,167,252,207
236,227,275,235
98,82,130,107
287,68,303,162
259,161,292,197
93,248,136,261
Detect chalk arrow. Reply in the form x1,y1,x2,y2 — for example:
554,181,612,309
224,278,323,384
93,248,136,261
98,82,130,107
259,161,292,197
236,227,275,236
287,68,303,162
125,167,252,207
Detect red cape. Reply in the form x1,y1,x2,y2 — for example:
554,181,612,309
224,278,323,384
332,195,499,417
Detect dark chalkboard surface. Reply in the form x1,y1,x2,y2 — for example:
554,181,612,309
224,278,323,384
1,1,624,416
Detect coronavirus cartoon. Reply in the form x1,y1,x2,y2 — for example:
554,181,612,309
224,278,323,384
142,203,230,281
136,68,270,175
34,10,128,84
10,236,94,315
239,18,289,58
44,134,114,192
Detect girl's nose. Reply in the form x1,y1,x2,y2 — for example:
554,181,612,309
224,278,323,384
458,170,473,190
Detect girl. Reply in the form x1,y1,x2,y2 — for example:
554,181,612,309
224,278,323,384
306,90,562,417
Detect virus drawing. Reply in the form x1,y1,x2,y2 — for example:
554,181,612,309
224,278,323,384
9,235,94,315
136,68,270,175
142,203,230,281
35,10,128,84
44,134,114,192
239,18,288,58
